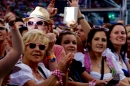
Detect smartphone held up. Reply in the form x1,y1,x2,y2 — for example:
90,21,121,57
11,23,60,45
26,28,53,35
63,7,78,24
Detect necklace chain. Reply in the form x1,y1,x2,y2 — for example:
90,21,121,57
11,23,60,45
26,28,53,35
92,60,101,68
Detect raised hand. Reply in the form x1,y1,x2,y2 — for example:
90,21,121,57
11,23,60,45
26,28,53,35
58,52,74,73
4,6,16,26
46,33,56,51
47,0,57,17
67,0,79,7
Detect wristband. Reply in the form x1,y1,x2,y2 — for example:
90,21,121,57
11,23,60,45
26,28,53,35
52,69,65,85
47,54,56,62
78,14,85,21
89,79,96,86
9,23,17,30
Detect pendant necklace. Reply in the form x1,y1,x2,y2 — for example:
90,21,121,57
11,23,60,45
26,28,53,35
92,60,101,68
97,64,101,68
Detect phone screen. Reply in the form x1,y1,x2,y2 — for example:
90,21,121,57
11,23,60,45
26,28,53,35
55,0,68,14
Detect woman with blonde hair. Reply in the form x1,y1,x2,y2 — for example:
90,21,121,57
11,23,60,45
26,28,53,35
10,29,73,86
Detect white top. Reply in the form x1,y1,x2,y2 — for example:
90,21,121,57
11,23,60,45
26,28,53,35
113,53,128,71
74,52,112,80
74,52,84,67
74,49,126,80
90,71,112,80
102,48,126,80
10,62,51,86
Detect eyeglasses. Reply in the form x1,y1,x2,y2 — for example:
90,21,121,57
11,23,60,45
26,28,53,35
27,21,47,26
0,26,6,30
94,26,109,32
26,43,46,50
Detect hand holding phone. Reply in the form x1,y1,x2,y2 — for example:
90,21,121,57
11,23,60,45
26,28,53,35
105,74,120,86
63,7,78,24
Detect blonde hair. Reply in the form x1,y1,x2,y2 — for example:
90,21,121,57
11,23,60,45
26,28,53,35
22,29,49,51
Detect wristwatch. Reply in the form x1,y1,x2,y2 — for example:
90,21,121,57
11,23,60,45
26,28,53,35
50,57,56,62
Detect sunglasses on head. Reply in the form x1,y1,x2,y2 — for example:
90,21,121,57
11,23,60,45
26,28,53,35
0,26,6,30
27,21,47,26
26,43,46,50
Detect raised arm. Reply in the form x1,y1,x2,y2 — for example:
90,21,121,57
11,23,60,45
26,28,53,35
0,10,23,78
47,0,57,17
68,0,91,40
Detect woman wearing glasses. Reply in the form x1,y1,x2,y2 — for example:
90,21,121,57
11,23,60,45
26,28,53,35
10,29,73,86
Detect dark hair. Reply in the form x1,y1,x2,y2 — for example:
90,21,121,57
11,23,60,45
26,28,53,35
19,26,28,35
107,23,127,61
15,17,24,23
87,28,107,50
88,22,93,28
56,30,75,45
0,19,4,25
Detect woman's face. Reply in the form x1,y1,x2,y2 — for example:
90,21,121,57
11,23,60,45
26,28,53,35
61,34,77,54
24,41,46,63
91,31,107,53
76,25,86,42
27,18,49,33
110,25,126,46
0,23,8,41
127,32,130,51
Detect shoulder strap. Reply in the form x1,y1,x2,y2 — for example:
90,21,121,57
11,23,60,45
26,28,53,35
100,57,104,80
38,66,47,79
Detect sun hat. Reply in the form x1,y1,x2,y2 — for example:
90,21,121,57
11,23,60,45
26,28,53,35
24,6,51,23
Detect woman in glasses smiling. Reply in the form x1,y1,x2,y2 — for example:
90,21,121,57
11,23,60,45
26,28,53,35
10,29,73,86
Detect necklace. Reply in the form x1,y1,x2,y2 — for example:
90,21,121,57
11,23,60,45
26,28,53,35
97,64,101,68
88,52,101,68
92,60,101,68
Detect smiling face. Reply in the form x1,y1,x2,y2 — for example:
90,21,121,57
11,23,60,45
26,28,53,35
90,31,107,54
27,17,49,33
61,34,77,54
110,25,126,46
76,25,86,42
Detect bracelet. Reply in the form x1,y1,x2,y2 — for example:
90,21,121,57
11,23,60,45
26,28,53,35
9,23,17,30
47,54,56,62
52,69,65,85
78,14,85,21
89,79,96,86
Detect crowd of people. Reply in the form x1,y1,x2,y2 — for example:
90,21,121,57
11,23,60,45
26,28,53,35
0,0,130,86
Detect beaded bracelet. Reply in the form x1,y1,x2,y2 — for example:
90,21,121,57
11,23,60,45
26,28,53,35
52,69,65,85
88,79,96,86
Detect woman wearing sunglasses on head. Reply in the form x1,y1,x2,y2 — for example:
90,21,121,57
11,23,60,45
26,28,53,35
10,29,73,86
